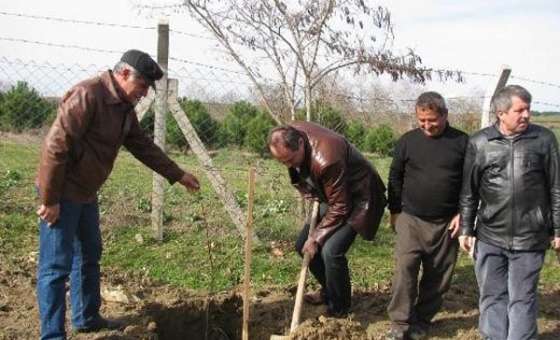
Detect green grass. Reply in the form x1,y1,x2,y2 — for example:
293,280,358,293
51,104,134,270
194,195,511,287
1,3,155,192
1,139,559,295
532,115,560,140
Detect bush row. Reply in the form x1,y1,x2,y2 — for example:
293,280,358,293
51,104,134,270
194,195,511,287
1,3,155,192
140,100,277,156
0,82,396,156
0,81,56,131
141,99,396,157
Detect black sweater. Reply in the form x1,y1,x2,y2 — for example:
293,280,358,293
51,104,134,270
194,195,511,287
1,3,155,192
388,125,468,219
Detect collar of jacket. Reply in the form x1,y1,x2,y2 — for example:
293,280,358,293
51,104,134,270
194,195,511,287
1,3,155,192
100,70,130,105
487,123,539,141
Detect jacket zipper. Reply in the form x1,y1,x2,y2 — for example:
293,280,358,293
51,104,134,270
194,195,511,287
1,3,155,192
509,139,514,249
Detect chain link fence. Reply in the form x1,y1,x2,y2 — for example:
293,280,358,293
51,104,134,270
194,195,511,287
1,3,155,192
1,38,559,244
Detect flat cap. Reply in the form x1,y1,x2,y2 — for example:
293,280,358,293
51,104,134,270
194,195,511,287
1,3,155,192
120,49,163,87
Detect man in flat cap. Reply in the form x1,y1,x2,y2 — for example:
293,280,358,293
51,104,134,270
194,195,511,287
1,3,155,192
35,49,200,339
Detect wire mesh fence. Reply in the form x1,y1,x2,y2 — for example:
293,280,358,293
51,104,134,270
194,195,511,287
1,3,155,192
3,13,560,335
2,13,560,245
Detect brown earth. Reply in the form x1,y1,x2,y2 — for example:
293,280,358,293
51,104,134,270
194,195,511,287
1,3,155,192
1,252,559,340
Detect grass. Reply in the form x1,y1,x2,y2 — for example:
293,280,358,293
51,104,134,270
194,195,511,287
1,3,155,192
1,138,559,296
532,115,560,139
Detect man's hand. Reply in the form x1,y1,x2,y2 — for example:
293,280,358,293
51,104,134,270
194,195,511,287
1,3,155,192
551,236,560,251
37,203,60,226
459,235,475,254
448,214,461,239
302,239,319,258
178,172,200,192
390,213,399,233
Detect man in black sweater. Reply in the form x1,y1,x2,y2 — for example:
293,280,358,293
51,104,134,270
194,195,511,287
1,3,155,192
386,92,468,340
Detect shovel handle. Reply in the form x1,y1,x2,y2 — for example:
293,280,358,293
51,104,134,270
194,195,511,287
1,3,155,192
289,200,320,332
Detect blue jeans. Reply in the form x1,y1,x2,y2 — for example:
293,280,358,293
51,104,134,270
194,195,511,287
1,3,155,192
37,200,102,340
475,240,545,340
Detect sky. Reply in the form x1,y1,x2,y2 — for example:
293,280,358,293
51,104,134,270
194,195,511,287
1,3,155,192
0,0,558,111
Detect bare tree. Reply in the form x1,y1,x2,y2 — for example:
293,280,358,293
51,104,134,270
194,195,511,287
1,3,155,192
364,81,400,123
158,0,460,123
447,88,484,133
248,82,295,120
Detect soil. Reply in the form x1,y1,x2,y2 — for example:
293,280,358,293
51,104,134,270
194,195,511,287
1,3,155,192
1,253,559,340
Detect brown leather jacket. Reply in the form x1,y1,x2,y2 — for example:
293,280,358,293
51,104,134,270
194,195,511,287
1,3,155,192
289,122,386,245
37,71,185,205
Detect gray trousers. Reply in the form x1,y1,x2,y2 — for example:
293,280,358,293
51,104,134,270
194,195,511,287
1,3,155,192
387,211,458,331
475,240,545,340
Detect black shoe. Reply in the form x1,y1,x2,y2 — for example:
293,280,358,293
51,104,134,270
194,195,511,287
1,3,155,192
385,328,406,340
407,324,427,340
74,317,125,333
325,307,349,318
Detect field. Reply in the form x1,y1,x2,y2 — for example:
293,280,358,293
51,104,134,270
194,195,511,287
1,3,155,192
1,132,559,339
532,115,560,139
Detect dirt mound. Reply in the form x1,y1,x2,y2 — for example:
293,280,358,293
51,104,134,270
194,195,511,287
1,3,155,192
290,316,367,339
1,256,559,340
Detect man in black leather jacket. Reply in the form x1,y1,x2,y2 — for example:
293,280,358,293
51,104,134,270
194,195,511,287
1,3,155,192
459,85,560,340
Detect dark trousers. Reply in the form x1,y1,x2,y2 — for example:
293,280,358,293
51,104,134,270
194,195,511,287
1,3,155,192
295,220,357,313
387,211,458,331
475,240,544,340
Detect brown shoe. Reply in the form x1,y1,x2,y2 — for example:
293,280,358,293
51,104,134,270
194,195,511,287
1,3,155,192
304,289,327,305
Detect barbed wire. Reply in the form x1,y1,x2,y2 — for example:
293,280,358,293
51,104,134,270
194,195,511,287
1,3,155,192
0,35,530,96
0,9,227,42
0,56,108,74
0,36,123,55
169,56,246,76
169,71,255,87
0,10,154,30
1,56,558,111
436,70,497,78
169,29,216,41
533,101,560,109
0,11,510,85
0,36,251,77
510,75,560,90
134,3,185,11
4,10,560,94
338,93,488,104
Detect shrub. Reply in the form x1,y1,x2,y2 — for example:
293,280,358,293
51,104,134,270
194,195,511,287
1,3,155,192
451,112,479,134
244,112,277,156
345,120,367,150
165,113,187,149
364,124,396,156
0,81,56,131
140,99,220,150
219,101,260,146
316,105,347,133
180,99,220,147
139,110,187,149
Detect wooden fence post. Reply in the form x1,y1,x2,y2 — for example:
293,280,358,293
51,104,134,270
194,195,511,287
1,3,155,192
135,87,155,121
152,19,170,241
242,167,256,340
481,65,511,128
166,79,261,244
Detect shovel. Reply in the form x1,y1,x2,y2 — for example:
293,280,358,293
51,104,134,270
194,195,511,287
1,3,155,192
271,200,320,340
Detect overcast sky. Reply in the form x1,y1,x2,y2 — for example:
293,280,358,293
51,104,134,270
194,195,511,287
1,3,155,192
0,0,558,111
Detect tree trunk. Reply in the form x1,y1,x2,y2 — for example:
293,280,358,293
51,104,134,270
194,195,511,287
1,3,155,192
305,84,312,122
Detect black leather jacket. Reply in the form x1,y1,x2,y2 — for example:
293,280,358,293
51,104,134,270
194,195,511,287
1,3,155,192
459,124,560,251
